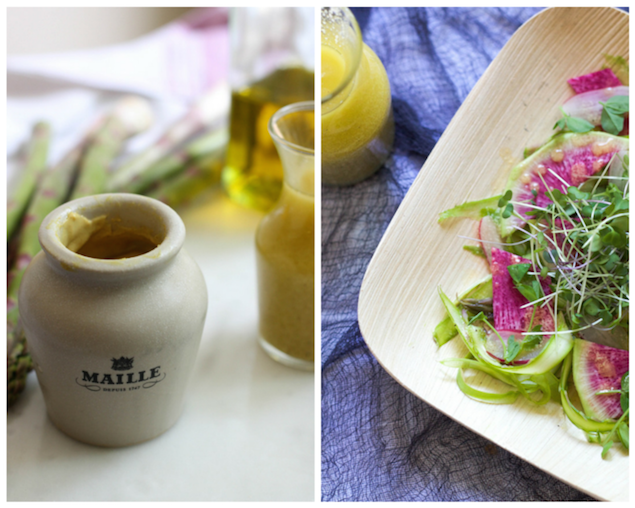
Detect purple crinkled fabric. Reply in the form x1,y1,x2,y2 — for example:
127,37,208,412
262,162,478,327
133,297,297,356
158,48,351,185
321,7,594,502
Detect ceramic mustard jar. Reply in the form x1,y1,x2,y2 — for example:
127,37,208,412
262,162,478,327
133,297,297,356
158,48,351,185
18,193,208,447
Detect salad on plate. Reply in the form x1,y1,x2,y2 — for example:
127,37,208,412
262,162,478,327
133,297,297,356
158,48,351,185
435,63,629,459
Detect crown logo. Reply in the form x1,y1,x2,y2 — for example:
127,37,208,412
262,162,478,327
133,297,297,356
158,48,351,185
111,356,134,371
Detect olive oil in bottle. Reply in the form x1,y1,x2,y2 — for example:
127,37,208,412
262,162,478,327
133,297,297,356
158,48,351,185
221,66,314,211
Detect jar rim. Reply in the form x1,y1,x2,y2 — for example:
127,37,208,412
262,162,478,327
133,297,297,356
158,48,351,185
320,7,363,105
268,101,315,157
39,193,185,280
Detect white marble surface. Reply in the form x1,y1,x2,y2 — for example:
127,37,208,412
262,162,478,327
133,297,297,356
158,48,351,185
6,190,315,502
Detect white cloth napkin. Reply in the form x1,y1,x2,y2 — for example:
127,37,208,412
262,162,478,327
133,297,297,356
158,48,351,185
6,7,230,181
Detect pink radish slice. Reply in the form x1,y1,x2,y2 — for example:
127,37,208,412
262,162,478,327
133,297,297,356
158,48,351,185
491,248,553,333
562,85,628,126
573,339,628,420
478,215,502,266
499,133,628,237
567,69,621,94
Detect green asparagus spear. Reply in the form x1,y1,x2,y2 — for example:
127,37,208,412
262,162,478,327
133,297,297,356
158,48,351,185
144,148,225,209
7,147,83,325
7,115,109,407
7,122,51,241
113,127,228,194
6,146,84,408
71,96,153,199
107,84,230,192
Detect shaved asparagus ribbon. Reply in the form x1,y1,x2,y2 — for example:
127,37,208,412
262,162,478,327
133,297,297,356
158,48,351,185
433,276,492,346
559,352,620,433
439,287,628,456
442,356,556,405
438,287,567,405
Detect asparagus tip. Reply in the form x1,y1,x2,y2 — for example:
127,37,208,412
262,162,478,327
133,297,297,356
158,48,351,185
111,96,154,136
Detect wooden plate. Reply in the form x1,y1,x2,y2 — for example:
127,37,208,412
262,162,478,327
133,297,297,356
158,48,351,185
358,7,629,502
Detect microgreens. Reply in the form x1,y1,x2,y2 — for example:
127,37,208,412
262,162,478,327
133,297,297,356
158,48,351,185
498,190,514,218
503,156,629,332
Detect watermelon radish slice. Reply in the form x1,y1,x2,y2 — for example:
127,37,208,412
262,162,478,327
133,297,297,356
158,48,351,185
567,68,621,94
491,247,553,332
562,85,629,126
478,215,502,266
484,248,555,365
499,132,629,237
572,339,628,420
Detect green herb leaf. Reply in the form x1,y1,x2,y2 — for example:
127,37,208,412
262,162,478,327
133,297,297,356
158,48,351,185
603,95,629,115
553,108,594,133
583,299,601,316
598,310,613,325
507,263,531,283
547,188,566,205
604,253,620,271
553,117,567,131
507,262,544,302
588,233,604,252
566,115,595,133
468,311,487,325
567,187,589,201
516,283,539,302
501,202,514,219
600,225,627,248
521,329,542,351
497,189,512,208
601,107,624,135
503,336,522,363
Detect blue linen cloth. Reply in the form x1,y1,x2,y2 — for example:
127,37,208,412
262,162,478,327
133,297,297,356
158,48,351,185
321,7,594,502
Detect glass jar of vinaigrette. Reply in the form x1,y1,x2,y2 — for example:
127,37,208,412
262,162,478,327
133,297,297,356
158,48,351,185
321,7,394,186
